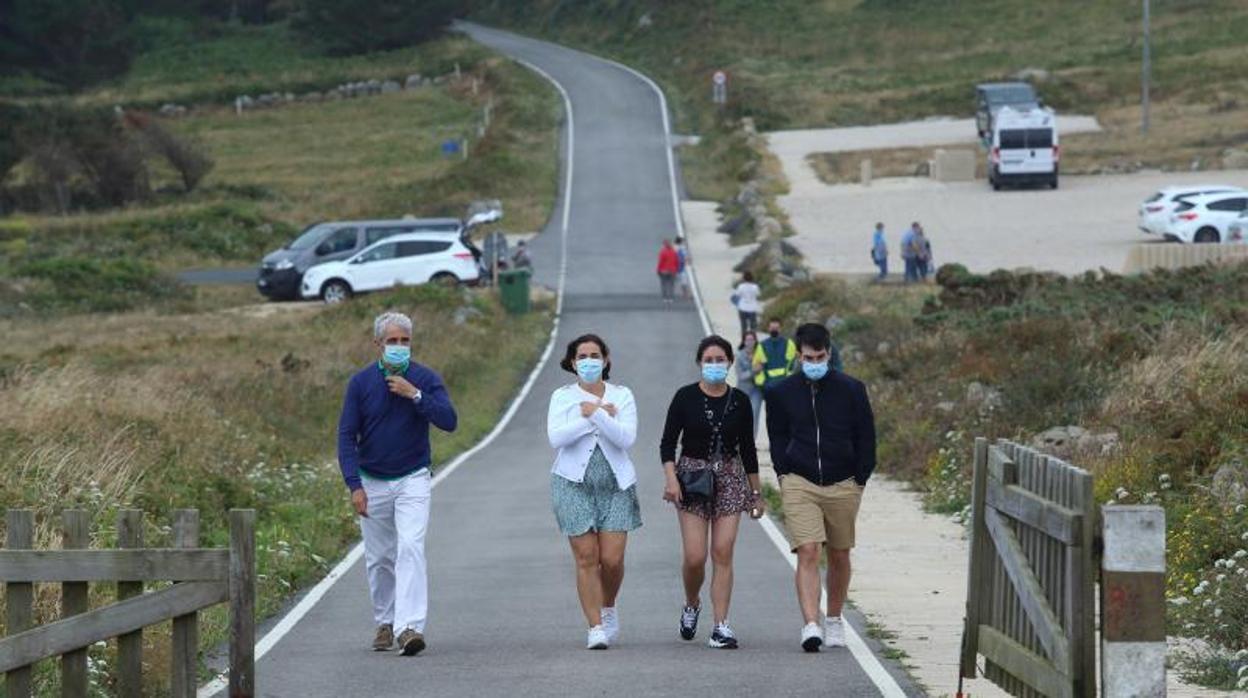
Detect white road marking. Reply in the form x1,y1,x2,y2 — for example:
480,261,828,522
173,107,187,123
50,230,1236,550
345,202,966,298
197,45,576,698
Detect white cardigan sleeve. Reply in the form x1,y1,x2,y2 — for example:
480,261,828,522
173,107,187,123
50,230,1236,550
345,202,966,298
548,388,594,448
588,386,637,450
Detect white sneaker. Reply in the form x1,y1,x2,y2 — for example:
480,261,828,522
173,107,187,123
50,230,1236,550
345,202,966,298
824,616,847,648
601,607,620,645
586,625,609,650
801,622,823,653
708,622,738,649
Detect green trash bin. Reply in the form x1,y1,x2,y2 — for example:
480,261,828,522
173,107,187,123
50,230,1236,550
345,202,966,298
498,269,531,314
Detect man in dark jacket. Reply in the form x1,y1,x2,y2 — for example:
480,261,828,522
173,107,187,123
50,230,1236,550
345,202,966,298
764,323,876,653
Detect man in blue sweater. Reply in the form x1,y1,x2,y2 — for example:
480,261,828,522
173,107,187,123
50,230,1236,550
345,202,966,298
338,311,458,656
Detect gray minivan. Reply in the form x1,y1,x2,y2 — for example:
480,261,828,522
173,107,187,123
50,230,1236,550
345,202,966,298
975,82,1040,140
257,218,463,299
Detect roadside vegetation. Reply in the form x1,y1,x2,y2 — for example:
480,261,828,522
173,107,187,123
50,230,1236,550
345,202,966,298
1,6,560,694
748,261,1248,689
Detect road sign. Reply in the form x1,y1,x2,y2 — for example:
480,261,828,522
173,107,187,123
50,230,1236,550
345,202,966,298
712,70,727,105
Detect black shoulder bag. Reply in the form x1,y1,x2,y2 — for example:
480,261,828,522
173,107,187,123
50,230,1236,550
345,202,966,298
677,390,732,503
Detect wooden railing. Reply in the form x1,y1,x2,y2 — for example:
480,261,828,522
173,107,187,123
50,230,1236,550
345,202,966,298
960,439,1096,698
1,508,255,698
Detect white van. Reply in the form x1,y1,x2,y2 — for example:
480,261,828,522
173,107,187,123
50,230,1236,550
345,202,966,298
988,106,1059,191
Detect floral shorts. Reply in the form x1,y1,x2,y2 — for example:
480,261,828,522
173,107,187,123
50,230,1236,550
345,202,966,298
675,455,754,520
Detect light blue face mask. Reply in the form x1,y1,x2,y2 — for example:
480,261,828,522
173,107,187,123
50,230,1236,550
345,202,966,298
576,358,604,383
701,362,729,384
383,344,411,368
801,360,829,381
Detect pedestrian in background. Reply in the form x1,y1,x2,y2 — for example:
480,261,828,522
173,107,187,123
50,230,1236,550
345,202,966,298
731,271,761,336
338,311,459,657
511,239,532,270
547,333,641,650
900,222,921,283
675,236,692,299
915,225,933,281
752,317,797,391
661,335,764,649
870,222,888,281
736,331,763,434
657,239,680,304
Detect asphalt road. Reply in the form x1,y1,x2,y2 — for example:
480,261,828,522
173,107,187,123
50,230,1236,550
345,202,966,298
238,25,920,697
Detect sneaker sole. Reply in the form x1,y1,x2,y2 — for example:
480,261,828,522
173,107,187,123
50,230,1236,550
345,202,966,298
372,644,392,652
587,642,609,650
400,637,426,656
802,636,823,653
680,628,696,641
708,639,739,649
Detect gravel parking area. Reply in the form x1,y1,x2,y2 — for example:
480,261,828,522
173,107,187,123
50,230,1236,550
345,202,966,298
767,120,1248,276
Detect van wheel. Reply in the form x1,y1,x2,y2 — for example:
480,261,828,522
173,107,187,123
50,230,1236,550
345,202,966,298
991,178,1001,191
321,280,352,304
1194,227,1220,244
1050,176,1059,190
431,272,460,287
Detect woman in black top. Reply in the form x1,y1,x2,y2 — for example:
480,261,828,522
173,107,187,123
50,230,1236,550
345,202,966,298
660,335,764,649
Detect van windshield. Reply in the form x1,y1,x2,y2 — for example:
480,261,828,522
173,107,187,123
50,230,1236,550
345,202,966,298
287,224,333,250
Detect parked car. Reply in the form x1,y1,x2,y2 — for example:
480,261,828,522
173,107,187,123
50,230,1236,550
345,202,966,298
975,82,1040,140
1166,191,1248,243
1223,208,1248,244
1138,185,1247,236
299,231,481,303
988,105,1059,190
257,217,463,300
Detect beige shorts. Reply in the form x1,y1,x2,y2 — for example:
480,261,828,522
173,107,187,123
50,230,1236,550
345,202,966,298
781,475,863,551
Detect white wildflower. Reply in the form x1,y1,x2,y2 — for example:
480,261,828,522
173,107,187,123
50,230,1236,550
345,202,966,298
1115,487,1129,501
1236,549,1248,559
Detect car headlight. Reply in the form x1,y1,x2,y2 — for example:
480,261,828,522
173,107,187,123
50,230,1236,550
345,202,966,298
275,259,295,271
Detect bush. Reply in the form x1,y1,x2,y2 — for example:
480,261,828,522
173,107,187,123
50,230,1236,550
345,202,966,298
292,0,462,56
13,257,187,312
0,0,136,89
128,111,214,192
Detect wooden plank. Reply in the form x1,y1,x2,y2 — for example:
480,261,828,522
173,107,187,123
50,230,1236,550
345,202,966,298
0,549,230,582
172,510,200,698
1069,470,1096,697
961,437,991,678
989,444,1019,485
980,625,1074,698
117,509,143,698
0,581,228,674
61,510,91,698
230,509,256,698
984,507,1071,672
5,509,34,698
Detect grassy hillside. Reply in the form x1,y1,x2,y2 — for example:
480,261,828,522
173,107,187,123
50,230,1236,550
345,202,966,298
1,22,559,315
476,0,1248,173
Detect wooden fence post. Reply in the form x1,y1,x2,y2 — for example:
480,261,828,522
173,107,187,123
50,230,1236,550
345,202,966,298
171,510,200,698
1101,505,1166,698
117,509,144,698
5,509,34,698
960,437,990,678
61,510,91,698
229,509,256,698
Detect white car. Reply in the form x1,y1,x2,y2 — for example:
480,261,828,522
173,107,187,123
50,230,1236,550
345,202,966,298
1228,209,1248,244
1167,191,1248,243
300,231,481,303
1138,185,1246,236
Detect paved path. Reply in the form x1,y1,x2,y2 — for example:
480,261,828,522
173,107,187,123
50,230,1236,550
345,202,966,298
213,24,918,698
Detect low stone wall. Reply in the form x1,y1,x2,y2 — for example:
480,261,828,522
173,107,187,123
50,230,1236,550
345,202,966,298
1123,243,1248,274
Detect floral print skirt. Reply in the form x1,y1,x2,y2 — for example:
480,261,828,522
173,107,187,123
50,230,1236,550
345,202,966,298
551,446,642,537
675,455,754,520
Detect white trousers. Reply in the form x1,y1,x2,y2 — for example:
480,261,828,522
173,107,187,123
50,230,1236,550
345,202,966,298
360,469,431,633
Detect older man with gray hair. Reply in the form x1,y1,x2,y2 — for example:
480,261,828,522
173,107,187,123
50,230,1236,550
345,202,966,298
338,311,458,655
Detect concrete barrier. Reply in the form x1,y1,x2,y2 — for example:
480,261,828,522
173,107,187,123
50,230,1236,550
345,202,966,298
931,149,976,182
1123,243,1248,274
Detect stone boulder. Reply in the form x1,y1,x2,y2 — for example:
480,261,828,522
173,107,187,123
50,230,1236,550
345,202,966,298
405,73,424,89
1031,426,1119,460
1211,461,1247,506
381,80,401,94
1223,149,1248,170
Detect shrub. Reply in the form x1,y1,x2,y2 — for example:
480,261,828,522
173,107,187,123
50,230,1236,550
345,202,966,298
128,111,214,192
14,257,187,312
292,0,462,56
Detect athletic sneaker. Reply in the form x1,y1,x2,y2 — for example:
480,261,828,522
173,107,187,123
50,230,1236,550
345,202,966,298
586,625,610,650
708,622,739,649
824,616,847,648
679,603,701,641
397,628,426,656
601,607,620,645
801,622,824,653
372,623,394,651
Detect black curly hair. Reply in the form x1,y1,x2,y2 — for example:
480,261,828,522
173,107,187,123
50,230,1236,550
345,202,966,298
560,333,611,381
695,334,734,364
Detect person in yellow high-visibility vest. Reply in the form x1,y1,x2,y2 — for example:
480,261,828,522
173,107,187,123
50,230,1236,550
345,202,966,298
752,318,797,390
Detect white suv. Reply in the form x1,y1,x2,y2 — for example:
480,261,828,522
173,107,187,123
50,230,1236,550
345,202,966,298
1228,210,1248,244
1167,192,1248,243
300,231,481,303
1138,185,1246,236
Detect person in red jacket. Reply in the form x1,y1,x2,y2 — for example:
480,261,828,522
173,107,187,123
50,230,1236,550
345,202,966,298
657,239,680,304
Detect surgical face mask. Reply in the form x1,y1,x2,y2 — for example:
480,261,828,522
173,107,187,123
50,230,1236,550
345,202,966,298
576,358,604,383
801,360,829,381
383,344,411,367
701,362,729,384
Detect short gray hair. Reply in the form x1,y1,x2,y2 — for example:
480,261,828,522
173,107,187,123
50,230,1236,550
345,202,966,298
373,311,412,339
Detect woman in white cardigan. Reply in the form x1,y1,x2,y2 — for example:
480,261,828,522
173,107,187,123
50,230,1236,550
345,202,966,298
547,333,641,650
